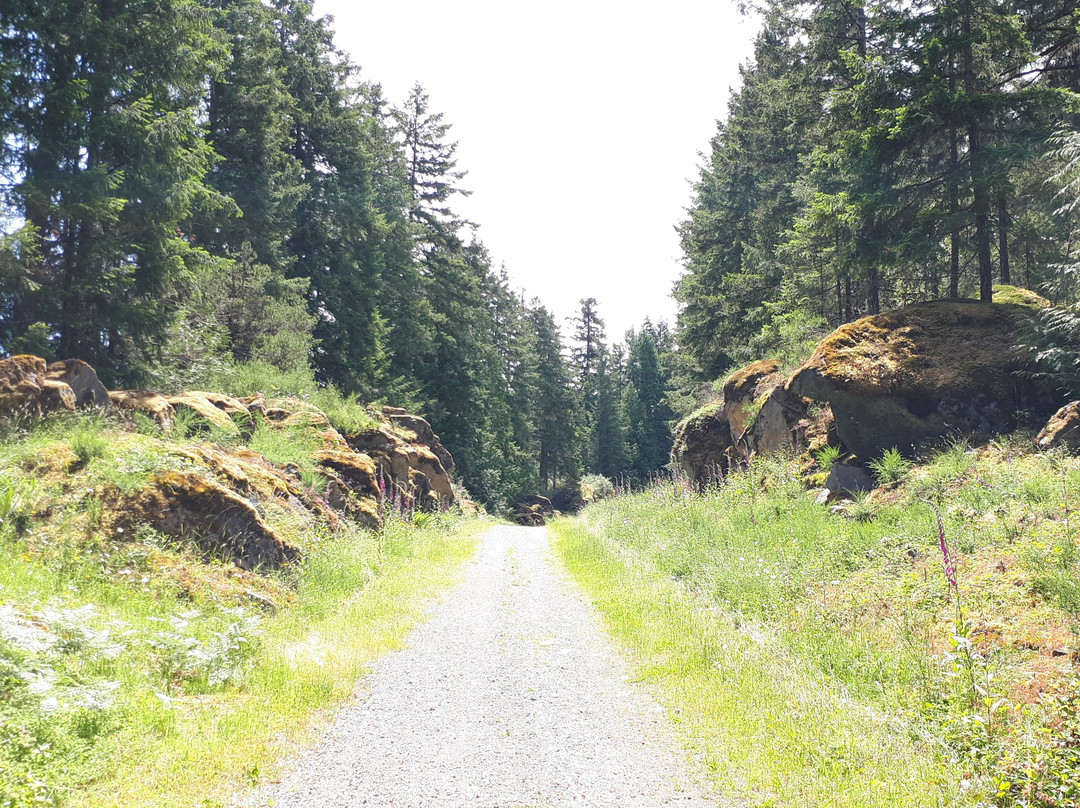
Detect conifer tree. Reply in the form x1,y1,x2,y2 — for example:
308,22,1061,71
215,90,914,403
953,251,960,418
1,0,227,381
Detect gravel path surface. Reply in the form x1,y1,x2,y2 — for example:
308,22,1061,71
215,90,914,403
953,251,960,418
240,525,718,808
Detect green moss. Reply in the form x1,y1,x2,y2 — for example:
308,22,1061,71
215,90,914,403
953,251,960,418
992,284,1051,309
675,398,725,436
802,300,1028,398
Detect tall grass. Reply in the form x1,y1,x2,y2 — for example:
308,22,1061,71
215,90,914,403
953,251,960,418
555,445,1080,807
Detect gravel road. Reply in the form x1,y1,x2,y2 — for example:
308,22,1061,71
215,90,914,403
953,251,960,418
240,524,718,808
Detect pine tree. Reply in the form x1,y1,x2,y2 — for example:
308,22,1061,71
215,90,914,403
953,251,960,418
274,0,387,393
1,0,227,382
527,303,579,491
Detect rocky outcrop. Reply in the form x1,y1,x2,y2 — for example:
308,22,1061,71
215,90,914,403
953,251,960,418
744,384,809,456
0,355,76,419
382,406,455,475
2,353,459,575
45,359,110,407
109,390,175,428
672,360,811,484
1036,402,1080,452
313,448,382,528
723,359,781,440
123,470,301,571
347,417,456,511
788,299,1051,460
671,401,734,485
823,463,875,497
166,392,253,435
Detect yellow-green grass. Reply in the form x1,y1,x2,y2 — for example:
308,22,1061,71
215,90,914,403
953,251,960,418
553,441,1080,807
63,518,482,808
553,516,964,807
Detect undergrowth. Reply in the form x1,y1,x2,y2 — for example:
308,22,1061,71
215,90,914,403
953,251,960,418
555,441,1080,808
0,403,479,807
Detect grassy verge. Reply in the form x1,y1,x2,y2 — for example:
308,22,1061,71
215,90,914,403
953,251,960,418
0,411,483,808
1,508,481,808
552,518,959,807
553,441,1080,808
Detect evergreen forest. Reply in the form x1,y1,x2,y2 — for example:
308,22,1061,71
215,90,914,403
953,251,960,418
2,0,1080,510
678,0,1080,381
0,0,676,511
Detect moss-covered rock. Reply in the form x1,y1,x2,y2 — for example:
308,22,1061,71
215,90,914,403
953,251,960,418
123,470,301,571
1036,402,1080,453
347,421,456,511
722,358,781,440
671,399,733,485
0,354,76,419
746,384,809,456
789,299,1054,460
109,390,175,428
166,393,242,435
45,359,110,407
992,284,1051,309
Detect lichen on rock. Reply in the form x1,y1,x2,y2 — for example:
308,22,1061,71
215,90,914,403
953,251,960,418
0,354,76,419
789,299,1054,460
122,470,301,571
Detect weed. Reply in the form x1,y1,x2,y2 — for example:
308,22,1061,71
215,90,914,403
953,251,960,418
869,447,913,485
0,477,39,535
814,444,843,473
70,424,109,467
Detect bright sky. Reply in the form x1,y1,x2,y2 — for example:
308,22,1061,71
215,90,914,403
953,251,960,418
313,0,759,343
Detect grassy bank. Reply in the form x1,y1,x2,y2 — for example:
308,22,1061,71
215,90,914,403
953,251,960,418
0,412,481,808
553,440,1080,808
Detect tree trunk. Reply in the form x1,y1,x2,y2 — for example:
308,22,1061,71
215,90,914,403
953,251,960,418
998,190,1010,284
949,129,960,298
866,266,880,315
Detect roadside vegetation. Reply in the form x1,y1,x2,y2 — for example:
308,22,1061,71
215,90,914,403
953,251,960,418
554,439,1080,808
0,407,480,808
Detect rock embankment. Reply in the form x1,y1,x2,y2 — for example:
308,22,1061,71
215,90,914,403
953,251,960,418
0,354,457,572
673,289,1063,485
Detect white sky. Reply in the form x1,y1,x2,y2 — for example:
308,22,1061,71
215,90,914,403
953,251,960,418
313,0,759,343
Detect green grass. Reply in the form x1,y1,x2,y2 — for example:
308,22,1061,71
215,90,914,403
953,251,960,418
553,445,1080,807
552,511,960,806
72,515,481,808
0,512,481,808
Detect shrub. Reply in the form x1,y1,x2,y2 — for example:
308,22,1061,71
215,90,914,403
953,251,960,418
581,474,615,503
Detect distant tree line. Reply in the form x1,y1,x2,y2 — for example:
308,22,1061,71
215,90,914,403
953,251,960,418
677,0,1080,380
0,0,675,509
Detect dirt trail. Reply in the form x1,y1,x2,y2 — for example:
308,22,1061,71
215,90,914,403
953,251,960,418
240,524,718,807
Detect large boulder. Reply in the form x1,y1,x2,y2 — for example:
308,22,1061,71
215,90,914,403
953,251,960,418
45,359,110,407
789,299,1052,460
0,355,76,419
671,400,735,486
1036,402,1080,453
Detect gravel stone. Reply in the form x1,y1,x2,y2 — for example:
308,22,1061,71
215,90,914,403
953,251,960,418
238,525,720,807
